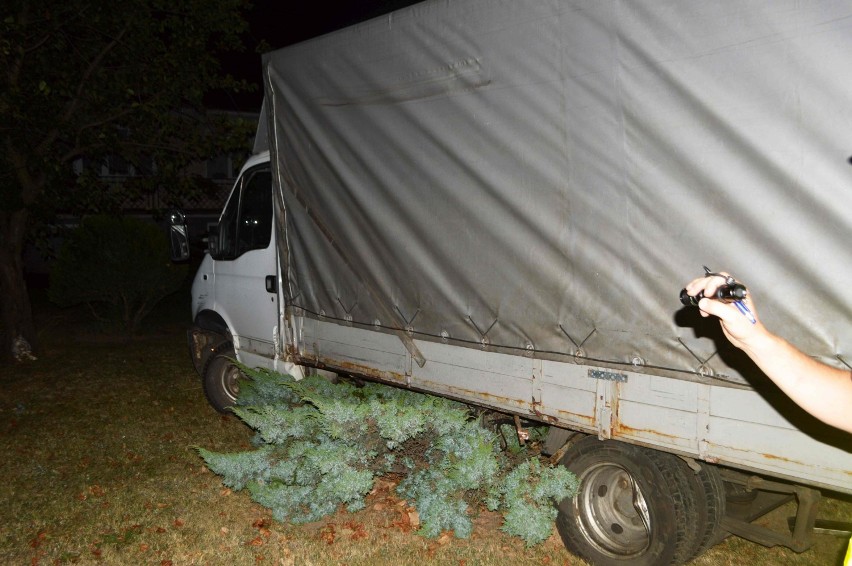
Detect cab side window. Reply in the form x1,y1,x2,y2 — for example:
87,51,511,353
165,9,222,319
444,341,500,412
216,168,272,260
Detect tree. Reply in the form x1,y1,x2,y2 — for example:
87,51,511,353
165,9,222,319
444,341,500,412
48,215,188,335
0,0,255,358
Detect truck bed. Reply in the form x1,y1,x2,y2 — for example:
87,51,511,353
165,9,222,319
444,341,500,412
294,316,851,494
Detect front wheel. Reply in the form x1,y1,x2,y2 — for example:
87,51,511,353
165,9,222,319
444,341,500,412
555,437,696,566
202,344,243,413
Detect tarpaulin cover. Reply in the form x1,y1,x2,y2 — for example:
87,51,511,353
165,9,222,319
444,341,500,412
262,0,852,386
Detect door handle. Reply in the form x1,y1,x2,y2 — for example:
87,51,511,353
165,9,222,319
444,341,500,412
265,275,277,293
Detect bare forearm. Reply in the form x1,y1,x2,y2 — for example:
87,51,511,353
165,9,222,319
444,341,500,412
685,272,852,434
740,330,852,433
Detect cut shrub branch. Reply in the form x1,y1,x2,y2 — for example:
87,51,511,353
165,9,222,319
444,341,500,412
200,367,578,546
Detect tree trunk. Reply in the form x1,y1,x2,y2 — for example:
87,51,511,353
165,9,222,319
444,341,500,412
0,208,36,361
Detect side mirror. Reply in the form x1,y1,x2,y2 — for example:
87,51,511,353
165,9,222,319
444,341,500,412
168,209,190,262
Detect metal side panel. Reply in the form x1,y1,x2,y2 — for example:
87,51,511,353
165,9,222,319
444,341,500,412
599,369,851,492
296,319,852,494
411,341,533,414
237,349,277,372
299,318,409,385
614,373,703,454
704,387,852,492
539,359,598,432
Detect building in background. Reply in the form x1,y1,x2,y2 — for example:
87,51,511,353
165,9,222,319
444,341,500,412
24,110,259,277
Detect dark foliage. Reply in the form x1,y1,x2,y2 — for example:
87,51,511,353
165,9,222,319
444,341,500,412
48,215,187,334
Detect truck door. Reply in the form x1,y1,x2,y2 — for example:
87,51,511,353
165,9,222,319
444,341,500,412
212,165,279,360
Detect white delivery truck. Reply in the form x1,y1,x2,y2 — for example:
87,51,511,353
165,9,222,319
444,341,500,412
170,1,852,564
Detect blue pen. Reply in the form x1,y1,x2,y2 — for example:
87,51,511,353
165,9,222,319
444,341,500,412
734,300,756,324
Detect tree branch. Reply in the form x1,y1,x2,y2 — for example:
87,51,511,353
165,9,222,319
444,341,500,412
35,21,131,157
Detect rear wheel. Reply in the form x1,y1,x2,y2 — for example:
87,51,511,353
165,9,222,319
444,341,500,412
555,437,697,565
683,461,726,559
202,344,243,413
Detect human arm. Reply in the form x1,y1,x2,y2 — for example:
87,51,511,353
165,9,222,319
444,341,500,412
684,274,852,434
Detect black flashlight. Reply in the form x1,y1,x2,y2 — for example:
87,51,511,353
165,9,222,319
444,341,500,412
680,283,748,307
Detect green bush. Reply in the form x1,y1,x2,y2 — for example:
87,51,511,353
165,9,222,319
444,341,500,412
200,367,578,546
48,214,187,334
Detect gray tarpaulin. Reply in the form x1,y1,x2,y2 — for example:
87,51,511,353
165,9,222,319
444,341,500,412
262,0,852,386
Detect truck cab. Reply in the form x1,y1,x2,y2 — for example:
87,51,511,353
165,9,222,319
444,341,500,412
171,151,301,411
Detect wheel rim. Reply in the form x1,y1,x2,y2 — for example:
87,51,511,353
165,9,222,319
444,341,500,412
219,362,242,403
574,462,652,557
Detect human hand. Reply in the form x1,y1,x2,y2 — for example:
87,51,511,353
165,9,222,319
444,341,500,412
683,272,766,350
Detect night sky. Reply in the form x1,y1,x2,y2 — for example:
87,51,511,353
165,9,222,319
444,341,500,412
214,0,421,111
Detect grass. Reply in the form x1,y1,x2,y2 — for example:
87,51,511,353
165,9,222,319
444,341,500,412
0,286,849,565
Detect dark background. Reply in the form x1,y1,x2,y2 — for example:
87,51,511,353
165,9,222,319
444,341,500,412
214,0,421,111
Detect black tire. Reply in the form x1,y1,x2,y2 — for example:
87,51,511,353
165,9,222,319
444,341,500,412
645,450,701,565
202,344,243,413
683,462,726,559
555,437,697,566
